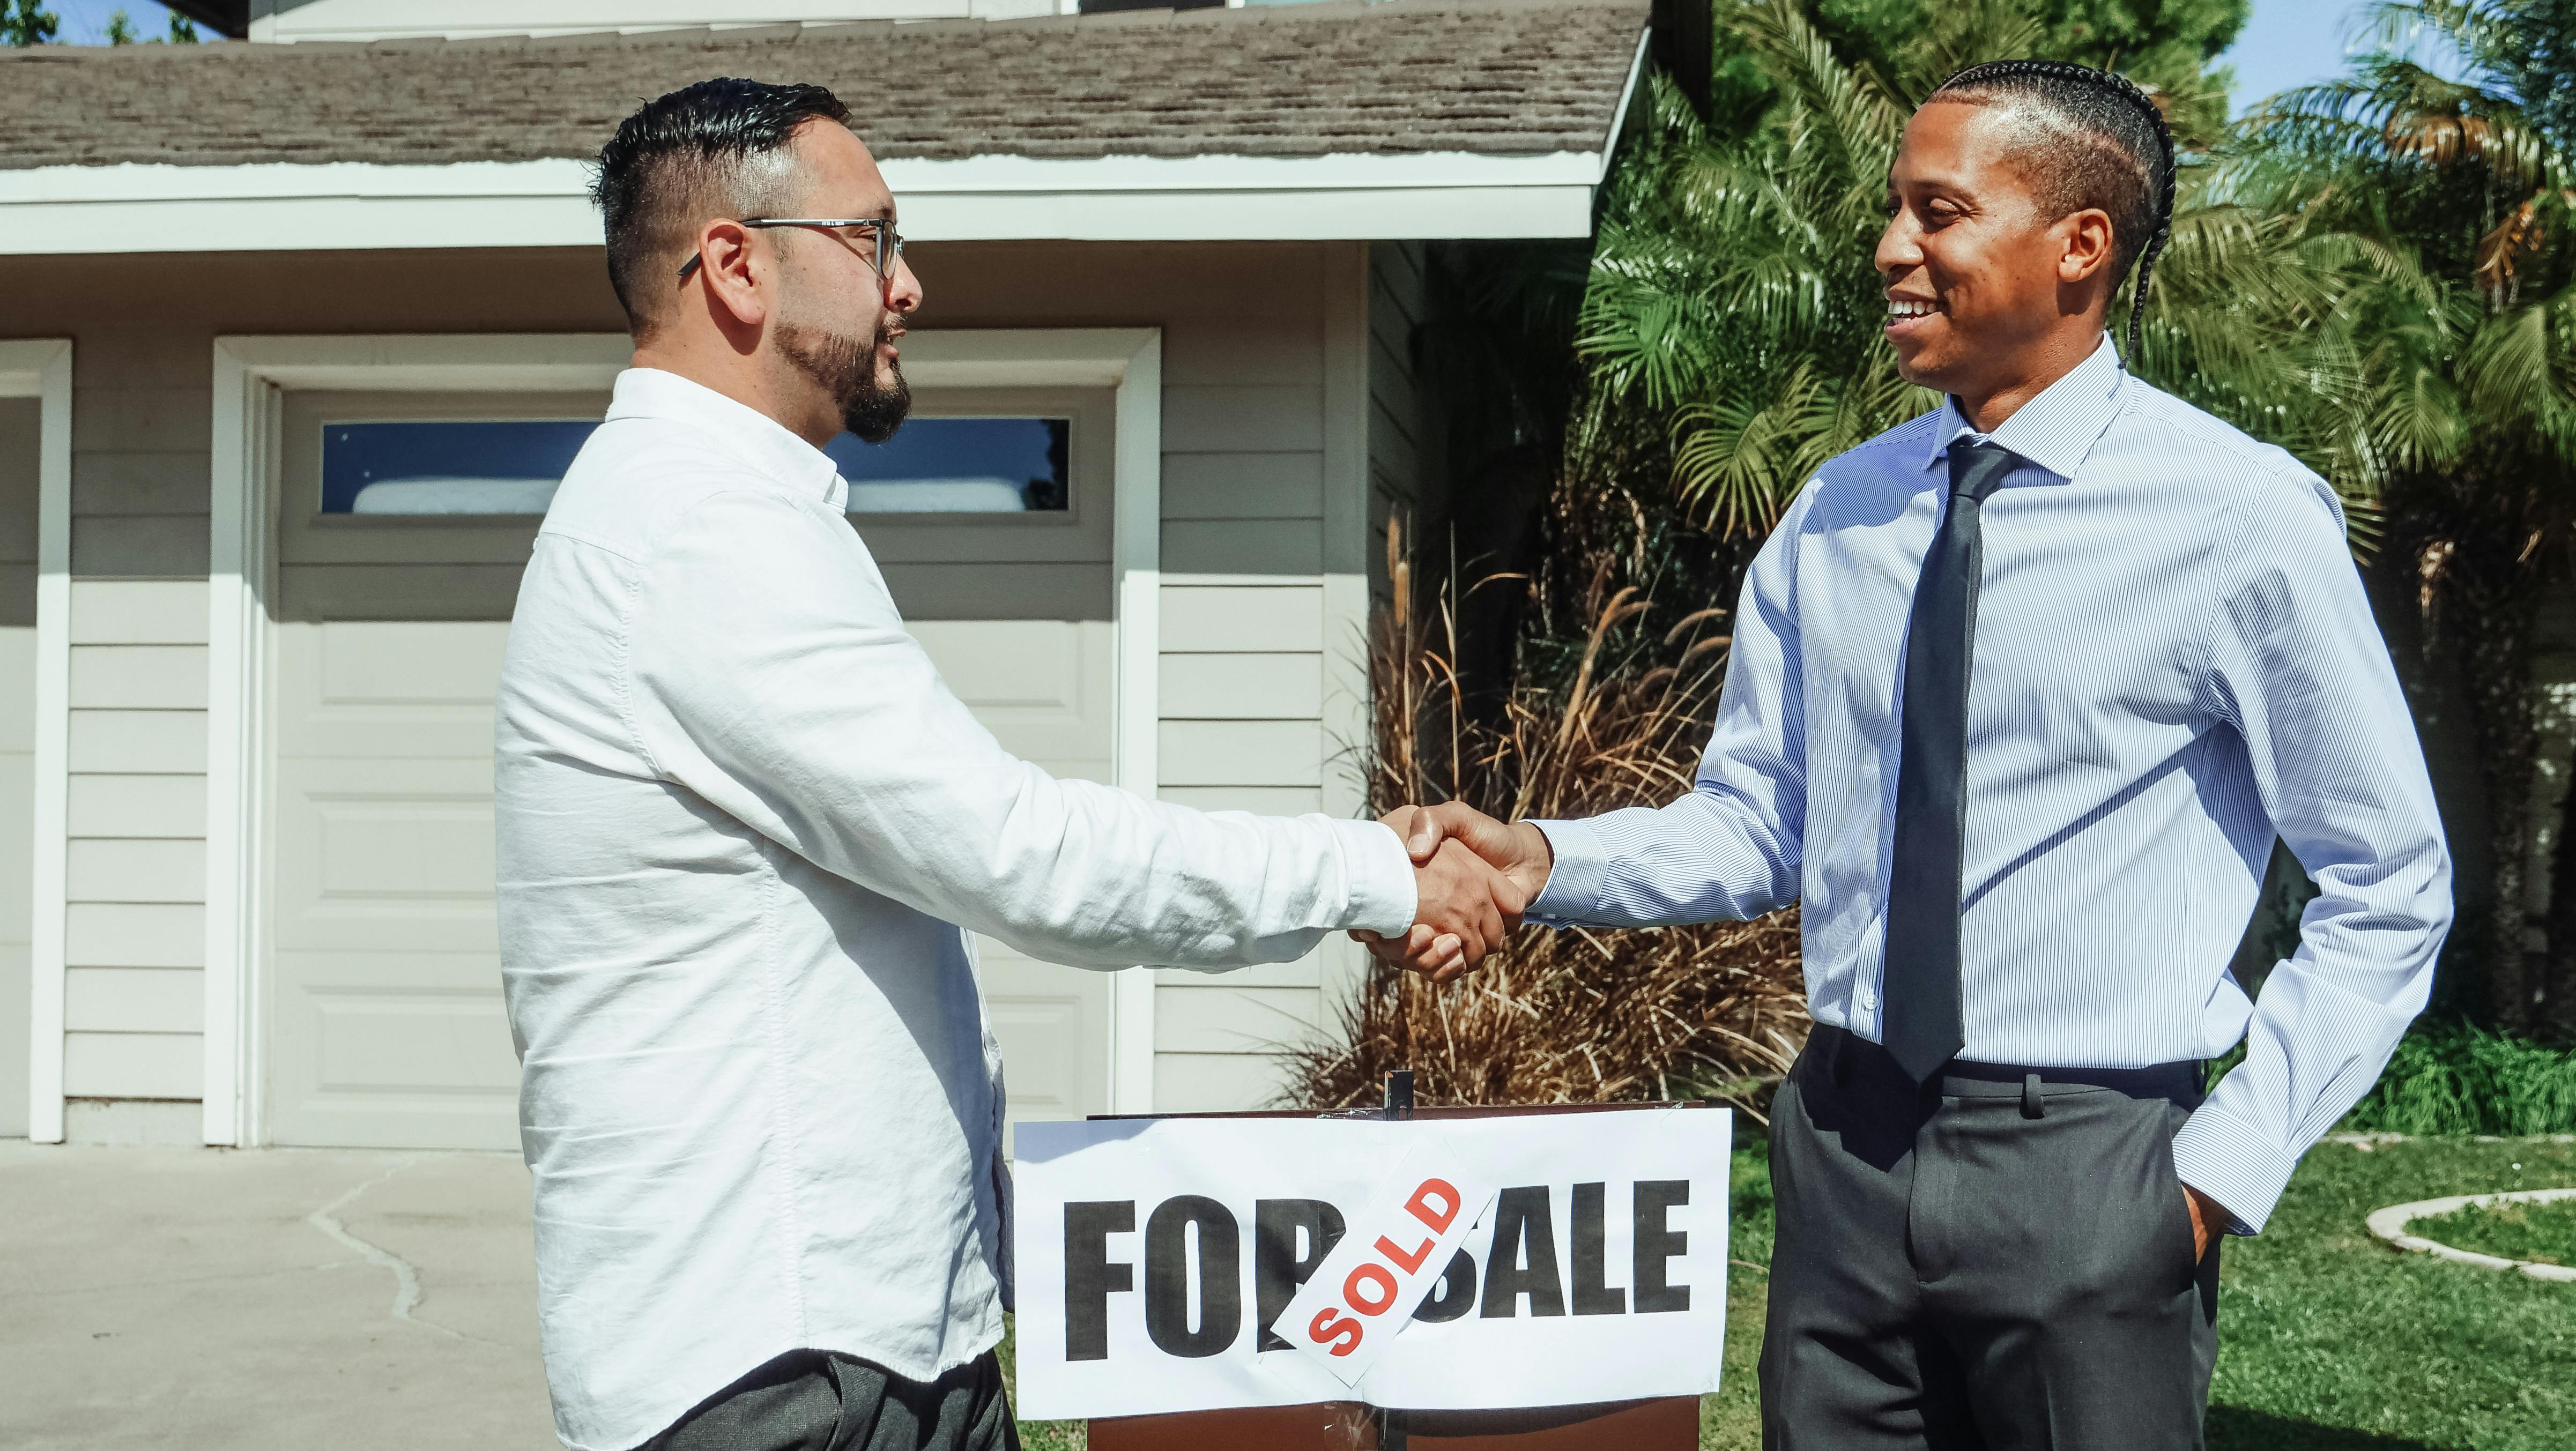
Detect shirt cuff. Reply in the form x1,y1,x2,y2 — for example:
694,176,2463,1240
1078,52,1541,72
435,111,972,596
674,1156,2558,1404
1525,817,1608,925
1329,817,1417,937
2169,1100,2297,1236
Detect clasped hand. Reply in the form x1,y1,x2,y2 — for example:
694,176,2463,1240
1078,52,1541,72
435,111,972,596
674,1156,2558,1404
1354,803,1557,983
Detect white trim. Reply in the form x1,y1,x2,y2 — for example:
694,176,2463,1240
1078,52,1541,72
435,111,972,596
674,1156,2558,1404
204,328,1165,1140
0,150,1613,255
2,340,72,1144
1601,29,1651,170
1317,245,1376,1035
1104,333,1164,1117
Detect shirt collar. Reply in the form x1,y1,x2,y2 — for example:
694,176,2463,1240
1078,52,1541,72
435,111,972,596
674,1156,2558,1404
1923,333,2127,482
606,367,849,509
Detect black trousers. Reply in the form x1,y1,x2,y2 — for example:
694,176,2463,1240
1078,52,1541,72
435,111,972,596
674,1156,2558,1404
1761,1028,2223,1451
640,1349,1021,1451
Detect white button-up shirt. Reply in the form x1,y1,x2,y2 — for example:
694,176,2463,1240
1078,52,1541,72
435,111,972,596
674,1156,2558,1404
1530,338,2451,1233
495,368,1414,1450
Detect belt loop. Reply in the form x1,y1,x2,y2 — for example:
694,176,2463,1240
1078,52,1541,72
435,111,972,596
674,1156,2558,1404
2021,1073,2044,1120
1830,1027,1851,1089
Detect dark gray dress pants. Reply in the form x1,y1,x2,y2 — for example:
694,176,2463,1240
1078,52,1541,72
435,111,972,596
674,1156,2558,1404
1760,1027,2223,1451
640,1349,1021,1451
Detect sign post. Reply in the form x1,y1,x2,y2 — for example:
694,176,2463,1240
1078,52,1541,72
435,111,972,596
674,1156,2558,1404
1012,1097,1729,1448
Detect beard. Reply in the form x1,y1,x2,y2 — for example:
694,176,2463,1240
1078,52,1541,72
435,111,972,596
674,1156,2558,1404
776,311,911,444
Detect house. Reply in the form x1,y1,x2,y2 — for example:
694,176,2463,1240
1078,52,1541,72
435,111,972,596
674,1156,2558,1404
0,0,1652,1151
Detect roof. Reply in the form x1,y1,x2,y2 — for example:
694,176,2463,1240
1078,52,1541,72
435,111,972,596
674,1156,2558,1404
0,0,1650,172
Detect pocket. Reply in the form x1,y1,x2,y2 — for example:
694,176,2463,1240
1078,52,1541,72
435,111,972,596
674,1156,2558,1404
2154,1122,2202,1288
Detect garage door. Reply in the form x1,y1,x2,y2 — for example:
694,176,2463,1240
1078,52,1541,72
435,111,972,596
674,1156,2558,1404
261,387,1122,1150
0,397,35,1138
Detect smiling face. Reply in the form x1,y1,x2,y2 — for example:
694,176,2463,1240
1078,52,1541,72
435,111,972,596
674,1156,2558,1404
1876,99,2120,425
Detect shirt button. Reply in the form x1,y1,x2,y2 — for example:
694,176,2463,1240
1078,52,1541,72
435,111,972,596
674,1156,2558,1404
1857,984,1879,1011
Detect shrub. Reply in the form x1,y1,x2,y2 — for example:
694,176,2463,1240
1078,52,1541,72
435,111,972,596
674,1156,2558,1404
1279,533,1807,1120
2342,1021,2576,1136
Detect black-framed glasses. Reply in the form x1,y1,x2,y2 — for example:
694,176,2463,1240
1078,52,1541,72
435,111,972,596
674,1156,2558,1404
677,218,905,283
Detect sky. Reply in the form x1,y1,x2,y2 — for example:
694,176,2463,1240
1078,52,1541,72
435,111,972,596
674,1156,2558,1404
47,0,196,45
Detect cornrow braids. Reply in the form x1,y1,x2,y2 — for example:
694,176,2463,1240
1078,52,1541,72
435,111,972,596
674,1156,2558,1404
1931,58,2177,363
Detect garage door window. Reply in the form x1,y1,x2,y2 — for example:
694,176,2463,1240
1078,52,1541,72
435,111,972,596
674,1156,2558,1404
830,417,1069,514
323,419,596,515
318,414,1071,517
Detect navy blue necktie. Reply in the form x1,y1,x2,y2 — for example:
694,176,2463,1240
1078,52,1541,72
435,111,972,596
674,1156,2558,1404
1882,441,2017,1084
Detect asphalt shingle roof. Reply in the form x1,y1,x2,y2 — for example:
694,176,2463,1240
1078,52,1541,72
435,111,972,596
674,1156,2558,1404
0,0,1648,171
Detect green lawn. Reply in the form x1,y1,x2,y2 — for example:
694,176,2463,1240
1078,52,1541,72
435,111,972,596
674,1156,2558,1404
1008,1135,2576,1451
2415,1195,2576,1268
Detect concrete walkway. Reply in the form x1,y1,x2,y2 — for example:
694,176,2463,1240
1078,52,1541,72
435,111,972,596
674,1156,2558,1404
0,1142,556,1449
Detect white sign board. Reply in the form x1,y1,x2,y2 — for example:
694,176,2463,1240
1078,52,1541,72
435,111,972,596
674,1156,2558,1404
1011,1109,1732,1420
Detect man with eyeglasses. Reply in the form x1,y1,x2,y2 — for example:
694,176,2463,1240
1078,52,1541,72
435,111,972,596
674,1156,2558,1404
493,78,1525,1451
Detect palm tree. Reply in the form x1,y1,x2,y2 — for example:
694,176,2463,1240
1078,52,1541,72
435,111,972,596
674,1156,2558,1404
1577,0,2409,543
2239,0,2576,1036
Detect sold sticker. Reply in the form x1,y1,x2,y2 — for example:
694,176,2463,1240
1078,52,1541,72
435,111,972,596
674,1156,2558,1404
1272,1151,1496,1386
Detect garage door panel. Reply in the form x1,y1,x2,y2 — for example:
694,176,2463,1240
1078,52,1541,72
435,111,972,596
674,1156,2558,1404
274,620,513,761
266,404,1119,1151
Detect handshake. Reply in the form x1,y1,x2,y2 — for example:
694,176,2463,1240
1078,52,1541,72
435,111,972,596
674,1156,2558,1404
1355,803,1557,983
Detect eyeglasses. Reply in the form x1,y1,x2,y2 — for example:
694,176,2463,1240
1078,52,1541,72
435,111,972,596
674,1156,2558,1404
676,218,905,283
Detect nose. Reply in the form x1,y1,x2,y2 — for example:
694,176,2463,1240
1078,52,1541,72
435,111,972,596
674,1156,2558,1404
1874,207,1920,280
884,251,923,315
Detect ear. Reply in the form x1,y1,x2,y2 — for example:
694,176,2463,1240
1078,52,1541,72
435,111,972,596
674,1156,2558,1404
687,218,771,330
2056,206,2119,286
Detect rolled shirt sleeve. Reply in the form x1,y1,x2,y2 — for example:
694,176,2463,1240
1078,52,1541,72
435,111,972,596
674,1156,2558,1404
621,487,1417,968
2169,471,2452,1233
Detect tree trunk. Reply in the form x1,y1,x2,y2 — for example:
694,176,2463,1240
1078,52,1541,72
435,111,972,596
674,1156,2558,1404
2463,595,2541,1034
2544,743,2576,1039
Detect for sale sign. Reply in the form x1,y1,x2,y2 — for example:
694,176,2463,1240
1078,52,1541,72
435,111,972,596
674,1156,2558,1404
1011,1108,1731,1420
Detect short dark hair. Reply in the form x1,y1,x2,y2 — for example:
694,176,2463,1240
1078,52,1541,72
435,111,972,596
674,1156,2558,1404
591,78,853,334
1928,59,2177,360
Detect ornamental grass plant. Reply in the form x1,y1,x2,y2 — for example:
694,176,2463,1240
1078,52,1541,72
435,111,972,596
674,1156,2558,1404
2342,1020,2576,1136
1279,525,1807,1119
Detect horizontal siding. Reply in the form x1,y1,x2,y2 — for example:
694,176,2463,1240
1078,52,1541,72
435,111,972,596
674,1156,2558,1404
65,967,203,1033
69,644,207,710
67,773,206,838
73,451,212,518
1163,386,1325,454
71,516,210,577
1156,785,1325,815
1161,961,1325,989
1160,585,1324,654
1160,653,1324,720
68,580,206,644
67,710,207,775
65,902,204,969
1153,984,1323,1052
1164,452,1325,520
68,838,205,904
1164,519,1323,576
1154,1050,1296,1114
62,1030,201,1100
1160,720,1324,787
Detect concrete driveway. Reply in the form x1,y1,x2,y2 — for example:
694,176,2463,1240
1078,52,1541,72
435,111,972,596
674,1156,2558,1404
0,1141,556,1449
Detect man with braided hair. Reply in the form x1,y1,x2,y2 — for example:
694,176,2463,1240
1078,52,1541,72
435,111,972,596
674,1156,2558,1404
1366,59,2450,1447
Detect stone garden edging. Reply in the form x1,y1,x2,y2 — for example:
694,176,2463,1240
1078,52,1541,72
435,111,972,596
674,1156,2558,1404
2365,1187,2576,1283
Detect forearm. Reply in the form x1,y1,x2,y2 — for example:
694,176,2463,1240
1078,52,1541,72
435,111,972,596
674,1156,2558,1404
1525,786,1798,928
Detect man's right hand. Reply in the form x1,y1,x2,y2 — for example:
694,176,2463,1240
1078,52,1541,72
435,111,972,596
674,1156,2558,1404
1358,803,1555,980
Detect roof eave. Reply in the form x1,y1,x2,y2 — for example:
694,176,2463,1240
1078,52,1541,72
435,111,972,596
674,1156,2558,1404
0,150,1619,255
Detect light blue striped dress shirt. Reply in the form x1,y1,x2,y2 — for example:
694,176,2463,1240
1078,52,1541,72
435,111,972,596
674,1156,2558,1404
1528,337,2451,1232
